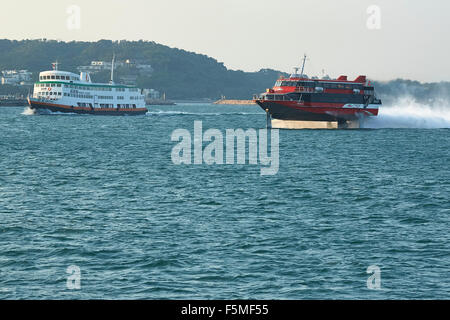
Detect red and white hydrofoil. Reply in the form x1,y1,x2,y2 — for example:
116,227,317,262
254,56,381,129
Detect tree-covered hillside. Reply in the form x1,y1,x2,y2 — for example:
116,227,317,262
1,39,449,103
0,39,285,99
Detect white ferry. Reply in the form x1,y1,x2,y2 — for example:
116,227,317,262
28,59,148,115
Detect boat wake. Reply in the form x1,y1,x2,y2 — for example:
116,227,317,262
364,97,450,128
21,107,36,115
147,110,262,116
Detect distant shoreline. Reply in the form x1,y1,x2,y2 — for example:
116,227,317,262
214,99,256,105
0,99,28,107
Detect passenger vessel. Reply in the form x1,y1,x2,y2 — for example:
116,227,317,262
254,56,382,128
28,59,147,115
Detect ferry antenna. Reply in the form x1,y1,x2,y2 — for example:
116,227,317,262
110,53,115,84
300,54,307,77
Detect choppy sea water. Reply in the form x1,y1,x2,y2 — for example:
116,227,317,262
0,103,449,299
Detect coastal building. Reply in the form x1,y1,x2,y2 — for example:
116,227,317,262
77,60,125,73
136,64,153,73
77,60,152,75
1,70,32,85
142,88,160,100
119,75,138,86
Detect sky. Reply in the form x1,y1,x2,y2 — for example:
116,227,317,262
1,0,449,82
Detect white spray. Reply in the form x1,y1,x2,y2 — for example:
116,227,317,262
21,107,36,115
364,97,450,129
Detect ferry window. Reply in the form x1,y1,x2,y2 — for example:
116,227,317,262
57,84,61,87
51,76,55,79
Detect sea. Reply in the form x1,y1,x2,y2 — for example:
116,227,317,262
0,101,449,299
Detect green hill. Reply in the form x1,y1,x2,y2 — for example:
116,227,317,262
1,39,449,104
0,39,285,99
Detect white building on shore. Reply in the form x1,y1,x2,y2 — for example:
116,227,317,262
1,70,32,85
77,60,153,75
77,61,125,73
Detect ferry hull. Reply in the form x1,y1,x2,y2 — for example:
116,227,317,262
28,99,148,116
255,100,378,122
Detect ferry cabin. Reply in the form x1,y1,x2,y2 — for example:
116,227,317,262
32,70,145,109
258,75,381,106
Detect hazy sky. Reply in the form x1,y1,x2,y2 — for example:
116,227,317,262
1,0,449,82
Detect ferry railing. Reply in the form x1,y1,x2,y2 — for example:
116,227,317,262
253,94,297,102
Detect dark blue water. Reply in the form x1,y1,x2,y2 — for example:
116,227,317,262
0,104,449,299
